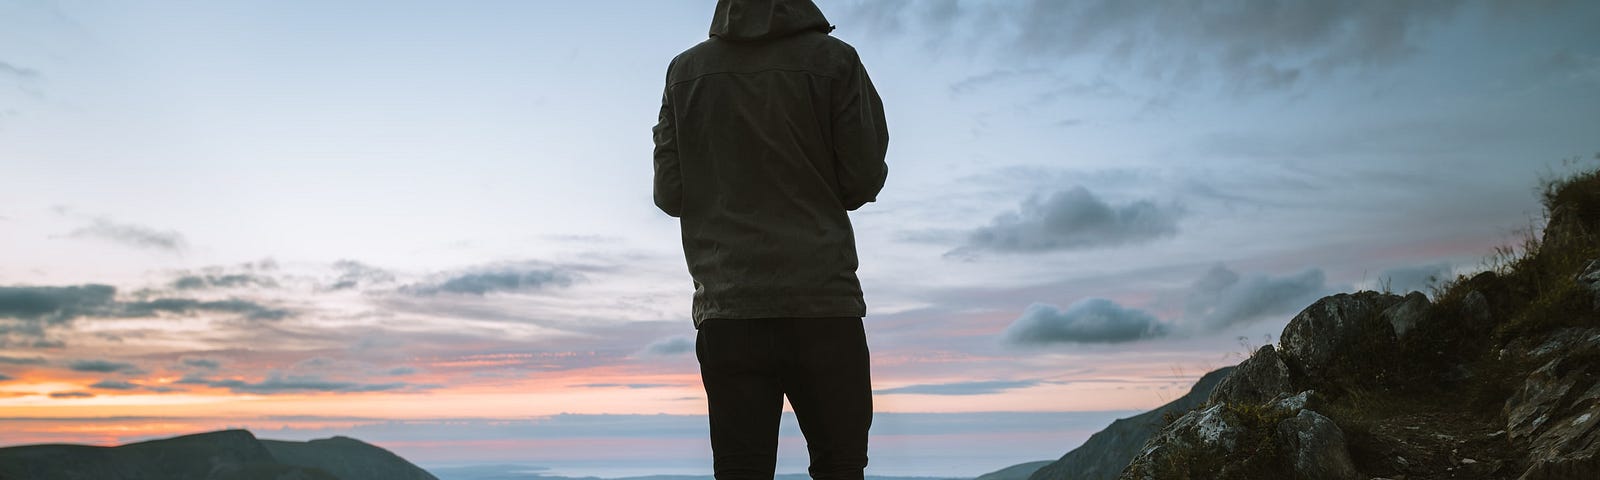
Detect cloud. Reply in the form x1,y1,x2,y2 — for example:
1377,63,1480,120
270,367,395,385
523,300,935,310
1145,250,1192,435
1000,265,1333,346
7,280,295,349
1003,298,1169,345
886,0,1464,93
181,373,431,394
0,284,117,322
89,379,139,390
88,379,181,393
958,186,1183,253
833,1,1578,102
0,61,41,80
116,297,290,321
1376,263,1451,294
0,355,49,366
0,285,116,346
1183,265,1329,331
49,391,95,399
0,373,11,381
171,273,276,290
641,335,694,356
400,264,576,296
875,379,1044,396
67,359,143,374
574,383,675,389
179,357,220,370
65,217,187,253
322,260,395,291
385,366,417,376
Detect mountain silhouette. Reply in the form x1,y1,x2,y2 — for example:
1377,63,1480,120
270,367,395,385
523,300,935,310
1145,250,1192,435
0,429,436,480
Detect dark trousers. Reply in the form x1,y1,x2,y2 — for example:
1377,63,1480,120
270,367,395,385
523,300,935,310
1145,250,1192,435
696,316,873,479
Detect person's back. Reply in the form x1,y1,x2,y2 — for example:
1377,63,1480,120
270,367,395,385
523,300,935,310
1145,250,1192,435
654,0,888,327
651,0,888,478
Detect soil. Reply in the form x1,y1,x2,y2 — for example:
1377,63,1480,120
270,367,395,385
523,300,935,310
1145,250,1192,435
1344,404,1525,479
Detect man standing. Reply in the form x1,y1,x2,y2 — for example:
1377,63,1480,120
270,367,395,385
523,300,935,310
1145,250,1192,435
651,0,888,478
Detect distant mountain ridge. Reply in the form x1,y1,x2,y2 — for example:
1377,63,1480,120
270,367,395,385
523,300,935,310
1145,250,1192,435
0,429,437,480
972,460,1053,480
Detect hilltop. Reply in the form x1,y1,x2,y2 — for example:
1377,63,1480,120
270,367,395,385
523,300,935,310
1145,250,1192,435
0,429,438,480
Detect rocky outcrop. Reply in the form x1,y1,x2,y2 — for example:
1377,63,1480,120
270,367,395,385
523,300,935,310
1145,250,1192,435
1208,345,1293,407
1120,403,1246,479
1025,367,1235,480
0,429,436,480
1123,291,1412,480
1275,409,1359,480
1119,389,1355,480
1279,291,1405,383
1504,328,1600,480
1381,291,1432,339
1106,169,1600,479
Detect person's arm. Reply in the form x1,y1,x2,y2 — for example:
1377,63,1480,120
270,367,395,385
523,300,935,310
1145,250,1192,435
653,80,683,218
832,51,889,211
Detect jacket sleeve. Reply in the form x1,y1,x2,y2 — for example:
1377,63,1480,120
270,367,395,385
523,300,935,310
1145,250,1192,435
831,52,889,211
652,80,683,218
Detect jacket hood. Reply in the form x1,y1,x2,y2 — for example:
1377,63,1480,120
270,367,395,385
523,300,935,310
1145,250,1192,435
710,0,834,42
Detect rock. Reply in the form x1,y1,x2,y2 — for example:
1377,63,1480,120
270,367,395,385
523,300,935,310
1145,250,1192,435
1381,292,1432,339
1209,345,1295,406
1268,390,1314,414
1461,290,1493,328
1279,291,1404,382
1504,328,1600,480
1119,404,1247,480
1577,259,1600,311
1275,410,1360,480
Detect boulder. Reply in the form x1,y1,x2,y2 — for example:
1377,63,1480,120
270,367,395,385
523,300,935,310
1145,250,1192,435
1461,290,1493,328
1275,409,1360,480
1120,392,1340,480
1279,292,1404,382
1380,292,1432,340
1504,328,1600,480
1269,390,1314,414
1209,345,1294,406
1119,404,1247,480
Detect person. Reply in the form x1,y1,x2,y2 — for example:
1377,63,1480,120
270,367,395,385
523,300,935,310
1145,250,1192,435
650,0,889,478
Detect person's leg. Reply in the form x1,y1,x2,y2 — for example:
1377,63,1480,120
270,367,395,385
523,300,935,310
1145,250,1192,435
780,317,872,480
697,318,785,479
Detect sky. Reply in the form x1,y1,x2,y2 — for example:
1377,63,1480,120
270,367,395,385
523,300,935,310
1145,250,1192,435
2,0,1598,477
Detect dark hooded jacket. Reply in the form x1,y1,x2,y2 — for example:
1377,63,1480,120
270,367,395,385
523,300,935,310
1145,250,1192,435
653,0,889,327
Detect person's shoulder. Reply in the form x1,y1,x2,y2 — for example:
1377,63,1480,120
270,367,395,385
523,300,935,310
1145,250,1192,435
664,39,718,79
794,33,862,77
672,39,719,64
791,32,858,57
814,33,857,52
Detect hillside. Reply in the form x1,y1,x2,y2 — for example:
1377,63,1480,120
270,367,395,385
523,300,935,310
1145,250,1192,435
1114,165,1600,479
0,429,436,480
262,436,438,480
1021,367,1235,480
973,461,1053,480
